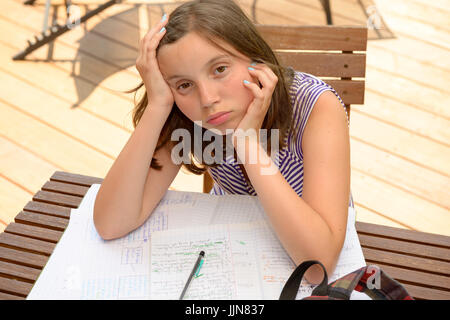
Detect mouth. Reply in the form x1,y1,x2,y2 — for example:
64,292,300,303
206,111,232,125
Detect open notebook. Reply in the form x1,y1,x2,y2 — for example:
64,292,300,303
27,184,367,300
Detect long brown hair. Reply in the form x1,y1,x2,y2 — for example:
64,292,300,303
125,0,295,177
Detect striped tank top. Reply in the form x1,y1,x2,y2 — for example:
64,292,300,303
208,71,354,209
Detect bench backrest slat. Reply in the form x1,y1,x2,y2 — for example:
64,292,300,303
255,24,368,107
256,25,368,51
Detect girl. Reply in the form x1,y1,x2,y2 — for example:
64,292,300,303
93,0,352,284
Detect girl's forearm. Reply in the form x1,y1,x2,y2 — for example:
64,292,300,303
235,137,342,284
93,106,170,239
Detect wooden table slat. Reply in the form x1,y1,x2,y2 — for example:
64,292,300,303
42,180,90,197
0,232,55,256
0,246,47,269
363,247,450,276
0,290,25,300
356,221,450,248
4,222,63,243
371,262,450,291
402,282,450,300
0,277,33,297
33,190,83,208
358,233,450,262
23,200,71,219
14,211,69,231
0,260,41,282
50,171,103,186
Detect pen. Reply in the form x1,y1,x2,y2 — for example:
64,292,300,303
179,250,205,300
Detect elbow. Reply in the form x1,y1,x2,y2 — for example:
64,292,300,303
93,217,121,241
95,226,117,241
303,258,337,285
93,212,113,241
93,201,118,241
93,199,143,241
303,239,344,285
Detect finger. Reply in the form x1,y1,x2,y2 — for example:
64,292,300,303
243,80,264,102
259,64,279,84
147,25,167,56
141,17,168,63
252,63,278,83
249,63,278,82
140,14,168,52
143,14,168,41
247,66,277,92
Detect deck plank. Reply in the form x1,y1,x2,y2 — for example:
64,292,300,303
353,205,408,230
0,177,32,232
350,111,449,177
350,138,450,210
363,67,450,119
0,31,135,132
0,136,60,197
0,100,113,176
0,69,129,160
352,169,450,236
375,0,450,48
359,90,450,148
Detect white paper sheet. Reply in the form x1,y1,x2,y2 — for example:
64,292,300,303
27,184,367,300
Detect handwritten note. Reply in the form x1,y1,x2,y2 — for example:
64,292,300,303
150,223,263,299
150,205,367,300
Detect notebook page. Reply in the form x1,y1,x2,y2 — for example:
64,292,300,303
210,194,267,225
150,206,367,300
150,223,263,299
249,222,296,299
163,190,218,229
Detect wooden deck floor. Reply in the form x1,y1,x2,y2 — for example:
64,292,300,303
0,0,449,236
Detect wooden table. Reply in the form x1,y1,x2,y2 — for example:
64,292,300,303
0,171,449,300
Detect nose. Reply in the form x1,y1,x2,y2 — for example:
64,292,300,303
198,79,220,108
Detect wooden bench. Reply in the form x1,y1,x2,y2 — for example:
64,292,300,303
0,171,448,300
203,24,367,192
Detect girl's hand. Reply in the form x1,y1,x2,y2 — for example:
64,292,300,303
234,63,278,142
136,14,174,113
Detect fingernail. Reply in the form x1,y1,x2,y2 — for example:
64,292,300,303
161,13,167,22
248,67,255,71
250,61,257,66
243,80,250,84
159,27,166,33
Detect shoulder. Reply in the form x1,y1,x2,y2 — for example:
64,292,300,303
286,71,348,158
304,90,349,136
289,71,344,108
289,71,331,94
289,71,347,125
302,90,350,160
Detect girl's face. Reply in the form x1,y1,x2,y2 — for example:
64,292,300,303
158,32,256,135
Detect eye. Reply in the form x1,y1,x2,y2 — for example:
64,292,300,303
214,65,227,74
177,82,191,91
